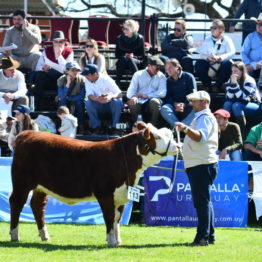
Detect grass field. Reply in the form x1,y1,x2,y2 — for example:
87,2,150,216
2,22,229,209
0,222,261,262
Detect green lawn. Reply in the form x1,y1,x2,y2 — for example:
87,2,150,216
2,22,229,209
0,222,261,262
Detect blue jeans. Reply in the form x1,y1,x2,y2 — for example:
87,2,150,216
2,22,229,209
223,101,261,117
86,98,123,129
160,104,195,127
186,163,218,242
217,150,242,161
195,59,232,89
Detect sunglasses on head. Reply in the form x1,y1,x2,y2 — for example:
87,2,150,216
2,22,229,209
53,40,64,44
86,44,94,48
174,28,182,32
210,26,218,30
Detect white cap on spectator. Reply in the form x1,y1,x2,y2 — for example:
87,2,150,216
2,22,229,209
187,91,211,103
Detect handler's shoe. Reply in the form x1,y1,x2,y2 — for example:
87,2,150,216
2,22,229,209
188,238,208,246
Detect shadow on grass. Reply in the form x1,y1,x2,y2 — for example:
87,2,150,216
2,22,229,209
0,241,191,251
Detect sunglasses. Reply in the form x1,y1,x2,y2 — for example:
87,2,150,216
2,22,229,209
53,40,65,44
210,26,218,30
86,44,94,48
122,27,129,31
174,28,182,32
257,23,262,27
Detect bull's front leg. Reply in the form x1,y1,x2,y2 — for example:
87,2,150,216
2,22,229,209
114,205,125,246
97,196,118,247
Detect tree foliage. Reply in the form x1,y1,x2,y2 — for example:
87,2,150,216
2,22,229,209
59,0,242,19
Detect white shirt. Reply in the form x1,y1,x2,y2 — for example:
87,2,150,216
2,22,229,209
85,74,121,98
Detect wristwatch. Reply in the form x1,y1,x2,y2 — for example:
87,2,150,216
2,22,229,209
182,126,189,134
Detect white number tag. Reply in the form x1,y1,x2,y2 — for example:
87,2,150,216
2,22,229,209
127,186,140,202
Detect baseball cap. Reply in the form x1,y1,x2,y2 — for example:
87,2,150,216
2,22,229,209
187,91,211,103
81,64,99,76
13,104,30,114
214,109,230,119
66,61,81,71
148,56,164,66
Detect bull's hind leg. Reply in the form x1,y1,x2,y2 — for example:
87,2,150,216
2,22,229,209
30,190,50,241
9,188,31,241
97,196,118,247
114,205,125,246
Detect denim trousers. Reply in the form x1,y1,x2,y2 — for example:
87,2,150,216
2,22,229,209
223,101,261,117
186,163,218,242
160,104,195,128
217,150,242,161
85,98,123,129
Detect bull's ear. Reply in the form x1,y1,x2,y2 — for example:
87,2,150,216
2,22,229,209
143,127,151,140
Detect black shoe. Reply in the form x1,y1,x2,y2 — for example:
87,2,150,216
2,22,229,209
188,238,208,246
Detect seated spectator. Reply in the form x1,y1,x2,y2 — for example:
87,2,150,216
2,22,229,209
79,38,107,74
1,9,42,71
223,61,261,138
115,19,145,86
0,56,28,115
0,116,16,143
57,106,78,138
82,64,123,135
126,56,166,126
195,19,235,92
161,19,194,74
214,109,243,161
161,58,196,129
242,13,262,80
8,105,38,151
32,31,74,109
243,121,262,161
57,61,86,134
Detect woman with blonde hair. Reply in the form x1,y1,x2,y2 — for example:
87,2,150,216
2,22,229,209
223,61,261,137
115,19,145,86
79,38,107,74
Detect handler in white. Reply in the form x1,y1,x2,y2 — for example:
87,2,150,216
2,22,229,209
176,90,218,246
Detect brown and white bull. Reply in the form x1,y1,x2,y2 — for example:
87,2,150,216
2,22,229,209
9,124,178,246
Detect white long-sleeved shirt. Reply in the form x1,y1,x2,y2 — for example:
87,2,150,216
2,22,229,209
127,69,167,101
199,35,236,61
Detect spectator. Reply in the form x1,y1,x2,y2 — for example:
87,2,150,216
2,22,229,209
79,38,107,74
161,58,197,129
82,64,123,135
8,105,38,151
0,116,16,143
243,121,262,160
223,61,261,138
242,13,262,80
33,31,74,109
1,9,42,71
161,19,194,74
57,106,78,138
0,56,28,115
229,0,262,44
214,109,243,161
57,61,86,134
115,19,145,86
195,19,235,92
126,56,166,126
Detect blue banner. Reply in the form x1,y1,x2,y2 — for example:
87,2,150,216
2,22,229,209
144,157,248,227
0,158,133,225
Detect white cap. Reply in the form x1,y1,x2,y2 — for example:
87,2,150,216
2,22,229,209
187,91,211,103
251,13,262,22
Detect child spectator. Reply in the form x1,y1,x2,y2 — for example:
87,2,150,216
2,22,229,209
57,106,78,138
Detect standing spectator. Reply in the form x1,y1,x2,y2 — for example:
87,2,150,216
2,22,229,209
176,91,218,246
214,109,243,161
229,0,262,44
57,106,78,138
79,38,107,74
82,64,123,135
1,9,42,71
115,19,145,86
8,105,38,152
126,56,166,126
57,61,86,134
0,56,28,114
161,20,194,73
241,13,262,80
243,121,262,160
195,19,235,92
223,61,261,138
161,58,196,129
32,31,74,109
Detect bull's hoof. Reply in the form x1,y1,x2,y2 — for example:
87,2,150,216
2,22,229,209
10,227,19,242
107,241,118,247
39,227,51,241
